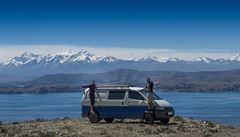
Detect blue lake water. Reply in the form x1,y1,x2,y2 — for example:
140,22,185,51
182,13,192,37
0,91,240,127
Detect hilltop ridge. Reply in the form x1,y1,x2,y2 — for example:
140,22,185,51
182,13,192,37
1,68,240,93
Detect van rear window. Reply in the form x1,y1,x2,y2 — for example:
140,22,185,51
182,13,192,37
108,90,126,100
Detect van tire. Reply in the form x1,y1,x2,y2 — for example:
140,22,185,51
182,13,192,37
104,118,114,123
88,111,100,123
160,118,169,124
144,111,154,125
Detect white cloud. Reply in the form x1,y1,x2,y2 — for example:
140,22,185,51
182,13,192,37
0,44,238,63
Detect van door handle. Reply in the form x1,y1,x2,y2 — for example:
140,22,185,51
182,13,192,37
128,101,131,103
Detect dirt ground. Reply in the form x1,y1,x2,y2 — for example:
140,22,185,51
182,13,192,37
0,116,239,137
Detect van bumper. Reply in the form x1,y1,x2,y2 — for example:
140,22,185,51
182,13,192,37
154,107,174,119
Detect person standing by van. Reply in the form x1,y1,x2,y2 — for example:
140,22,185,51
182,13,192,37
146,78,154,111
82,80,101,113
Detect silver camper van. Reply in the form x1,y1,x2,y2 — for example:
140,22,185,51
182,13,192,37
81,85,174,124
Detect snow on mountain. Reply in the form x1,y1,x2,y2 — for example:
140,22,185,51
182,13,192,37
67,50,100,63
231,53,240,61
138,56,159,62
125,58,139,61
45,49,80,64
2,50,240,68
58,50,118,63
98,56,119,63
4,50,121,66
194,56,215,63
159,57,180,62
5,52,42,66
1,50,240,81
138,55,180,63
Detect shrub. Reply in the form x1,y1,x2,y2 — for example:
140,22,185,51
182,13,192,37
12,121,19,125
174,116,184,121
35,118,45,122
206,121,215,128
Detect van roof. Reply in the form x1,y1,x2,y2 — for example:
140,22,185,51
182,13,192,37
97,84,129,88
84,86,145,92
129,87,145,91
97,87,145,91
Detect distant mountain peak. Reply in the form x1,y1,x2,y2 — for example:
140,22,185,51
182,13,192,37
140,55,159,61
195,56,214,63
5,52,41,66
231,53,240,61
139,55,179,63
99,56,119,63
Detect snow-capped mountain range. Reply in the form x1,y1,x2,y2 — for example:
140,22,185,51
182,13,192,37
2,49,240,66
3,50,118,67
0,50,240,82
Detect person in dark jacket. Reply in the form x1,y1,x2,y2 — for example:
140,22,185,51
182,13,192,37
146,77,154,111
82,80,101,113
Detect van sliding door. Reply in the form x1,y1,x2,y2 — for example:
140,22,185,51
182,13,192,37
100,90,127,118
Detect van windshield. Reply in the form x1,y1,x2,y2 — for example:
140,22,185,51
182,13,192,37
141,90,163,100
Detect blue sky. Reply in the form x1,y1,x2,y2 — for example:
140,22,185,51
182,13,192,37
0,0,240,62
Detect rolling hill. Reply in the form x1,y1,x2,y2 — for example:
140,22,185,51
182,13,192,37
1,68,240,93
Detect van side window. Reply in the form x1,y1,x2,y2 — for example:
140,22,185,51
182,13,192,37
129,91,144,100
108,90,126,100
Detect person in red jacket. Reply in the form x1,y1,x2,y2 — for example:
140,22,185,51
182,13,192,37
82,80,101,113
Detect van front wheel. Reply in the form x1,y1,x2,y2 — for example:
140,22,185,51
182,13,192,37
160,118,169,124
144,111,154,125
104,118,114,123
88,112,100,123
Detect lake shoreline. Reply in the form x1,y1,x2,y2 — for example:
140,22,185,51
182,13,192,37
0,116,239,137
